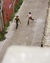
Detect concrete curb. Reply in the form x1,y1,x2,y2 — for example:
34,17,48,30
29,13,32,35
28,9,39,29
44,8,50,47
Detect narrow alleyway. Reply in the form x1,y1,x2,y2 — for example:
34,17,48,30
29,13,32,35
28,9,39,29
0,0,49,63
10,0,48,46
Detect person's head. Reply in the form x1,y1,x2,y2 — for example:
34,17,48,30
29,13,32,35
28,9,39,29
16,16,19,18
29,12,31,14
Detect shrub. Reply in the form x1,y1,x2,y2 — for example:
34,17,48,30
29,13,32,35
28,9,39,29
18,0,23,5
10,0,23,20
0,0,23,41
14,0,23,13
0,22,9,41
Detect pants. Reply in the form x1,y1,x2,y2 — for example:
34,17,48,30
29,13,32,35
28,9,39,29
27,17,34,25
16,23,18,29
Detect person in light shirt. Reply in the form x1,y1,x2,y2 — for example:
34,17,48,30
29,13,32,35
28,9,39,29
27,12,34,25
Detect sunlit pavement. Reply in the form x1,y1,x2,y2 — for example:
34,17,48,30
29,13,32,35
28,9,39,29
0,0,49,63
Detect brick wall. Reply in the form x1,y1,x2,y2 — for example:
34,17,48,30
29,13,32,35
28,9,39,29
2,0,13,25
0,0,18,31
2,0,18,25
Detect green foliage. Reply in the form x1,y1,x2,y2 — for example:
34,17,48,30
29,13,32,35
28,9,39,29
14,4,20,13
18,0,23,5
14,0,23,13
10,0,23,20
0,31,6,41
0,0,23,41
0,32,4,41
0,22,9,41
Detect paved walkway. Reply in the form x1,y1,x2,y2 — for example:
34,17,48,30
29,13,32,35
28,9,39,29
0,0,49,63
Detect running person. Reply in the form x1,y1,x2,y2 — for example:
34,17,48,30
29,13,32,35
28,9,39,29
15,16,21,29
27,12,34,25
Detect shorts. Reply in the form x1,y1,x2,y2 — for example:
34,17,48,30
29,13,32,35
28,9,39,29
29,17,32,19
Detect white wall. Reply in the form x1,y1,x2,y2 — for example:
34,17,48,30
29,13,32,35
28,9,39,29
1,46,50,63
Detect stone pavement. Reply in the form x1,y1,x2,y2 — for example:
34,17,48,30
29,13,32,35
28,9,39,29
0,0,49,63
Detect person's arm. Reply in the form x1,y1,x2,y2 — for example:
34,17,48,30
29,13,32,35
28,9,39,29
19,19,21,24
14,18,16,22
20,20,21,24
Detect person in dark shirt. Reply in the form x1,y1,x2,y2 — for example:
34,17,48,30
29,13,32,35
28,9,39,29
15,16,21,29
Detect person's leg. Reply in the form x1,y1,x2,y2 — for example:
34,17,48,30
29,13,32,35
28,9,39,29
16,23,18,29
30,17,34,21
27,19,29,25
16,24,17,29
17,23,18,28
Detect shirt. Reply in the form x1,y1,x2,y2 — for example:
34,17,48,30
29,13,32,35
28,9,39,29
28,14,32,17
15,18,20,24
